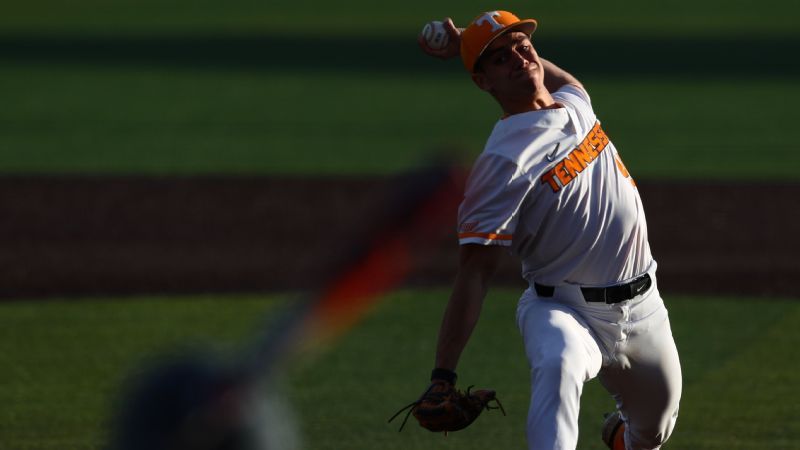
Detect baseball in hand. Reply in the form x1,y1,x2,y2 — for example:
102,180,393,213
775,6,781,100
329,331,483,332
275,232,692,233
421,20,449,50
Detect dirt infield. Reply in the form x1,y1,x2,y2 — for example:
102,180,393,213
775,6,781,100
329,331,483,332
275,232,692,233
1,175,797,299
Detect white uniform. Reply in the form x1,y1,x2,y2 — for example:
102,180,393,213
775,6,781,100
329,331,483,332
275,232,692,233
458,85,682,449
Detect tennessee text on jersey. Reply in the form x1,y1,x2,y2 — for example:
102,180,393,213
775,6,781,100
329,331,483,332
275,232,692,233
540,121,609,193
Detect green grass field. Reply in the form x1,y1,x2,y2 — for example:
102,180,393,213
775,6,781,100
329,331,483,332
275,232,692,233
1,0,797,36
2,0,799,178
1,291,798,449
2,65,798,178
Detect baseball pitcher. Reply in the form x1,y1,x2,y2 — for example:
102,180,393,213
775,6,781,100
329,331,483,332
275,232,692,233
403,10,683,450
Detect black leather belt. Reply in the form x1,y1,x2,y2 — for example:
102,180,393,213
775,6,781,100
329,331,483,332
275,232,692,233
534,273,652,304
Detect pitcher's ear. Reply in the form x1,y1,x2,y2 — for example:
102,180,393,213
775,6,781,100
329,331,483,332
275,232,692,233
472,71,491,92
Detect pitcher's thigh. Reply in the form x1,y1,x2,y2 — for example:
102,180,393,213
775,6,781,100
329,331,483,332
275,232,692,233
599,315,682,449
517,300,603,381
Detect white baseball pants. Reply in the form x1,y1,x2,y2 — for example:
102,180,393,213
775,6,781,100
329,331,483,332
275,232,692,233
516,264,682,450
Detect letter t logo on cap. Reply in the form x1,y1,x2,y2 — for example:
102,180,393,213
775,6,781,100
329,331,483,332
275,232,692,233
460,10,538,72
474,11,503,31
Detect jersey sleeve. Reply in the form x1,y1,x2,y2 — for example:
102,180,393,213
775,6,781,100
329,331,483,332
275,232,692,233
555,84,592,106
553,84,596,136
457,153,533,246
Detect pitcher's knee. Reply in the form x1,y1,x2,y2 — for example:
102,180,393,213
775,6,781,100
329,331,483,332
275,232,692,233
627,408,679,449
628,429,666,449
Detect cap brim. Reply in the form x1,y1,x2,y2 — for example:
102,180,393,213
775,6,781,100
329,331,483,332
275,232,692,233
472,19,538,72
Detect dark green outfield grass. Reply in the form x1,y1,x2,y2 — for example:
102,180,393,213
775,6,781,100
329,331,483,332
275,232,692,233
1,0,798,178
1,0,797,36
1,291,798,449
2,65,798,178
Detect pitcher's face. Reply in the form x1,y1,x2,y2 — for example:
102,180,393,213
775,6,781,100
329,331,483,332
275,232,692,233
472,32,544,97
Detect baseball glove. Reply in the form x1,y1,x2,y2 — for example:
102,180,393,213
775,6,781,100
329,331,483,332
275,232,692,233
388,380,505,434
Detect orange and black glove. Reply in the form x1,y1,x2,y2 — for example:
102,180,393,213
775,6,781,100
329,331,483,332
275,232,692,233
388,368,505,434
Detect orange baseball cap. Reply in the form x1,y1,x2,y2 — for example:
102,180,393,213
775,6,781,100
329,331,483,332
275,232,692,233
460,10,538,73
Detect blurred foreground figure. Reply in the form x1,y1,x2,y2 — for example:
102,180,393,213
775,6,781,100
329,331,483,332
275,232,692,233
108,164,465,450
110,353,300,450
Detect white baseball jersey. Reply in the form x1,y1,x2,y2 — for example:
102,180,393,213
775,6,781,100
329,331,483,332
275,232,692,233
457,84,652,286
